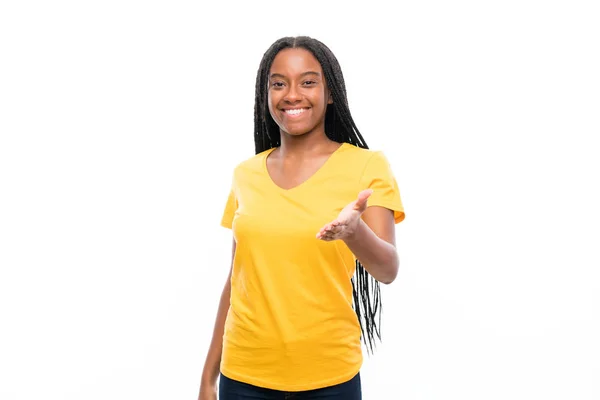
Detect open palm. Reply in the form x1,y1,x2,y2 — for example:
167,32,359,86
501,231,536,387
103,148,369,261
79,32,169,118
316,189,373,242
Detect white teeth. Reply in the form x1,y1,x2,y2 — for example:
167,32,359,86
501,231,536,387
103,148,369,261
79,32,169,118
285,108,306,115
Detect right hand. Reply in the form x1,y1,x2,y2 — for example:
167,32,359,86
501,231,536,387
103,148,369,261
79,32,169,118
198,384,217,400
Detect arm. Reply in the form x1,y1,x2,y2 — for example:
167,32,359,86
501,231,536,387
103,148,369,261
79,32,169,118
316,190,400,284
198,238,235,399
343,206,399,284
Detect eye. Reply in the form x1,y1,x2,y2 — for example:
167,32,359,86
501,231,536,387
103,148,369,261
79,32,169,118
270,81,285,89
303,80,317,86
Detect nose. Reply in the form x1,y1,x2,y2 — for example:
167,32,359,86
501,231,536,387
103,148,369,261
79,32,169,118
283,84,301,103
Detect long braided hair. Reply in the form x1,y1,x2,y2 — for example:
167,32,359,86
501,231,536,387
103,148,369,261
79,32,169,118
253,36,383,353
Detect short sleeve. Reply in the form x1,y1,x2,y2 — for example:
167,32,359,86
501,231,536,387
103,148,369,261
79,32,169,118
359,151,405,223
220,185,238,229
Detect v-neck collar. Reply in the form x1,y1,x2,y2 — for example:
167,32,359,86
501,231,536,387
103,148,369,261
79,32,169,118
263,143,348,192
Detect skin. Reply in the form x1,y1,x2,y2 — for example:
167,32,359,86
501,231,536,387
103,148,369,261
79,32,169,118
198,47,399,400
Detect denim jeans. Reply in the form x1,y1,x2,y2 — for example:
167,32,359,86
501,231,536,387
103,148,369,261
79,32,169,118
218,372,362,400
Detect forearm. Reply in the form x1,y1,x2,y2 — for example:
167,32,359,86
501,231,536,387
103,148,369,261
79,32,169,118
343,219,399,284
200,278,231,388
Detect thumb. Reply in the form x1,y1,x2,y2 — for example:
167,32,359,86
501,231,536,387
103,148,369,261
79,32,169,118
355,189,373,209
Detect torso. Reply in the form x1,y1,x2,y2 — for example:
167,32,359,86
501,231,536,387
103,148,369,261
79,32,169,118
219,142,404,391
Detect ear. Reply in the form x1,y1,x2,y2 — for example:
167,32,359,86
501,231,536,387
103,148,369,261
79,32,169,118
327,92,334,104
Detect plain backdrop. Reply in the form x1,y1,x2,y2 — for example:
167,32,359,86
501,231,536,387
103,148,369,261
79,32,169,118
1,0,599,399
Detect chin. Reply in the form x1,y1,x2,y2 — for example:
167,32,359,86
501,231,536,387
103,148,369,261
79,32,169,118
279,124,318,137
284,130,310,136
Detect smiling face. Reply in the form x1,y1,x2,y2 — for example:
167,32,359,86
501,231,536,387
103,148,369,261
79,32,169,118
267,47,333,138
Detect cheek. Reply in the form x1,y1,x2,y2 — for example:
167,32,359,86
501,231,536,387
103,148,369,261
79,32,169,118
313,91,328,112
317,87,328,104
267,92,278,118
267,91,281,119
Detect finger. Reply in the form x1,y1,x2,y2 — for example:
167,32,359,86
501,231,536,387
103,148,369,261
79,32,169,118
317,220,344,239
317,226,334,239
324,223,343,235
317,232,334,241
317,223,332,234
332,221,346,229
355,189,373,210
331,225,344,234
318,226,336,238
357,189,373,203
321,233,336,241
321,224,333,234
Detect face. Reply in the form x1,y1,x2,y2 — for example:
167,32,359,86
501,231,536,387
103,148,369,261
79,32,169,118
267,47,333,137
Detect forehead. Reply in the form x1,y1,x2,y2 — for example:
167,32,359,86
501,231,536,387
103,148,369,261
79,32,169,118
269,48,323,75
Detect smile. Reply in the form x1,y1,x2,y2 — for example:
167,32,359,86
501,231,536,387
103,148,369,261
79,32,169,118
283,108,309,116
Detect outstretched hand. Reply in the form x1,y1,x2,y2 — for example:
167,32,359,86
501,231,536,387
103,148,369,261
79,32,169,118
316,189,373,242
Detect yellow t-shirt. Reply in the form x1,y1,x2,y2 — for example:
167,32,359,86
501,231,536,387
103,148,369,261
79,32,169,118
220,142,404,391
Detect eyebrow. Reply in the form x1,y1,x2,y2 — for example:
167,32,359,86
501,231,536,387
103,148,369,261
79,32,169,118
269,71,321,79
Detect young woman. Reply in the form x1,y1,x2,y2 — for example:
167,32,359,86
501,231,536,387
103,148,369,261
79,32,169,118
198,36,405,400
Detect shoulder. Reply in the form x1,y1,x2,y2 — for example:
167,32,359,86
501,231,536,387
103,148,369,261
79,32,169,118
338,144,398,188
231,148,274,177
337,143,390,171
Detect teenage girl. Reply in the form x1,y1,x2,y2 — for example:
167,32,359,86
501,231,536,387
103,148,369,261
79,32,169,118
198,36,405,400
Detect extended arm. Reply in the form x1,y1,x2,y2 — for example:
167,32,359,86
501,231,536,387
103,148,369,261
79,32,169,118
316,190,399,284
344,206,398,284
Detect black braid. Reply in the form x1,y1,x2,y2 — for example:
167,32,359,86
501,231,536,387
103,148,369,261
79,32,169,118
253,36,383,354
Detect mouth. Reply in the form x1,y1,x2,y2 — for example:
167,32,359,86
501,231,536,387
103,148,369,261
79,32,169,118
282,107,310,117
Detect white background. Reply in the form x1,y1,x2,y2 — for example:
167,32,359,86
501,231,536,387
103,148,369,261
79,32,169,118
1,0,599,399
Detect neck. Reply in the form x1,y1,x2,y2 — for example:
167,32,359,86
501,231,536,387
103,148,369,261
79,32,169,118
278,131,338,158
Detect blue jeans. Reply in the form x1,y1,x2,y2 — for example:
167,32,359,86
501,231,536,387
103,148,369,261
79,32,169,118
218,372,362,400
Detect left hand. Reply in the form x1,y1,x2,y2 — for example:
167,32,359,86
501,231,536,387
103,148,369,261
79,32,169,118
316,189,373,242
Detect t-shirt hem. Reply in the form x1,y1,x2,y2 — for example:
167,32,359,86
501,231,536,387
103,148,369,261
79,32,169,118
367,202,405,223
220,218,233,229
220,363,362,392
